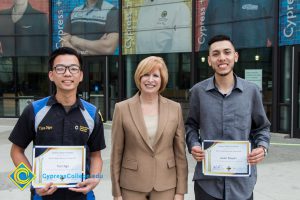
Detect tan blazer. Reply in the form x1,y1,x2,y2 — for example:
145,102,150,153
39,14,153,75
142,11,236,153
110,93,188,197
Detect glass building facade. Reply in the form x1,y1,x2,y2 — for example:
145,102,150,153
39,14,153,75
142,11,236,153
0,0,299,137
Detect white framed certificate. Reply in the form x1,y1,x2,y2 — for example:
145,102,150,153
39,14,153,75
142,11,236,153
32,146,86,188
202,140,251,177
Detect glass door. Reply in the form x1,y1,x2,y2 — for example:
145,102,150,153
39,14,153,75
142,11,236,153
0,57,15,116
293,46,300,138
80,57,106,121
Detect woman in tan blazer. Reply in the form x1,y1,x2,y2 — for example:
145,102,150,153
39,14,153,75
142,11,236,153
111,56,188,200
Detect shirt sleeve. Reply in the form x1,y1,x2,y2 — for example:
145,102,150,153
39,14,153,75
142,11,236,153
8,104,35,149
105,7,119,33
87,110,106,152
185,87,202,153
64,13,72,34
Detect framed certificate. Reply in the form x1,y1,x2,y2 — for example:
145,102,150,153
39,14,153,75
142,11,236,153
202,140,251,177
32,146,86,188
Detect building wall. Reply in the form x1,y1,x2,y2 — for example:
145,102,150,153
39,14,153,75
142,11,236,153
2,0,294,135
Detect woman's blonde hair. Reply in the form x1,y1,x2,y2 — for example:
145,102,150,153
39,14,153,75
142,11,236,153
134,56,168,93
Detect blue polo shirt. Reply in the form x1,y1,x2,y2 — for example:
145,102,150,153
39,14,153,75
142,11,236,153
9,95,106,200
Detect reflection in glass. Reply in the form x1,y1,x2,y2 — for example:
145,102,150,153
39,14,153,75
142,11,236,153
18,57,48,115
88,59,105,119
108,56,119,119
0,57,14,116
17,57,49,97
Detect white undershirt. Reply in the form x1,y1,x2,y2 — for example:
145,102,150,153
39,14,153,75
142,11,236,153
143,115,158,147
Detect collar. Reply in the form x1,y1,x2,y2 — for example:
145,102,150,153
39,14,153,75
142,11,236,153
10,2,34,15
47,95,84,110
83,0,103,9
206,74,244,92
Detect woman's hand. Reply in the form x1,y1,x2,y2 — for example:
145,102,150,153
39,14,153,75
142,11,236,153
174,194,184,200
114,196,123,200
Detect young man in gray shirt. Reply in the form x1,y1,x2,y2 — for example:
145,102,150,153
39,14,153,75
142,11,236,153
185,35,270,200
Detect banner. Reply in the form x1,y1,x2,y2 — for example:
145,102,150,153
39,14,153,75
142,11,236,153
195,0,209,52
279,0,300,46
196,0,274,51
0,0,49,56
52,0,119,55
122,0,192,55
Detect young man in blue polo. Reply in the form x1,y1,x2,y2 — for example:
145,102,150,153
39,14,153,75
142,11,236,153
9,47,106,199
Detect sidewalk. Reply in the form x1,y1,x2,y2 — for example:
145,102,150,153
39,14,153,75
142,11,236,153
0,119,300,200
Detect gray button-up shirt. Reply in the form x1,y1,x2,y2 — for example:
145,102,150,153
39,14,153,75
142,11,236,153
185,75,271,200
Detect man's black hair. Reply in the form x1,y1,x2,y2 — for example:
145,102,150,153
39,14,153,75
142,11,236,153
48,47,83,70
208,35,235,48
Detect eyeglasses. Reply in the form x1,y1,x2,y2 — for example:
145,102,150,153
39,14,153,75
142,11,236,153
53,64,81,74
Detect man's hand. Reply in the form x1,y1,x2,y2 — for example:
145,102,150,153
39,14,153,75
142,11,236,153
191,146,205,162
174,194,184,200
114,196,123,200
62,32,72,42
69,178,100,194
61,33,75,49
70,35,81,49
35,182,57,196
248,147,266,165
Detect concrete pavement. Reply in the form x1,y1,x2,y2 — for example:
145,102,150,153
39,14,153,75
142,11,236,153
0,118,300,200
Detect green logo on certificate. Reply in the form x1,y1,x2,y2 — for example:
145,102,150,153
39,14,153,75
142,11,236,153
8,162,35,190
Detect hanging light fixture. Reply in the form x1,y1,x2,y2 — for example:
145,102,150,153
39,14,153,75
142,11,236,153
255,55,260,61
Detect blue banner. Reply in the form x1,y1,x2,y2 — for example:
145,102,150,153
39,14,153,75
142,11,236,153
279,0,300,46
52,0,82,50
52,0,119,55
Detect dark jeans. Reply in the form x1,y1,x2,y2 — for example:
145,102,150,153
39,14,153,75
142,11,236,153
194,182,253,200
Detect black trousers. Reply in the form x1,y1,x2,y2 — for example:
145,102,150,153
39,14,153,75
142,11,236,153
194,181,253,200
